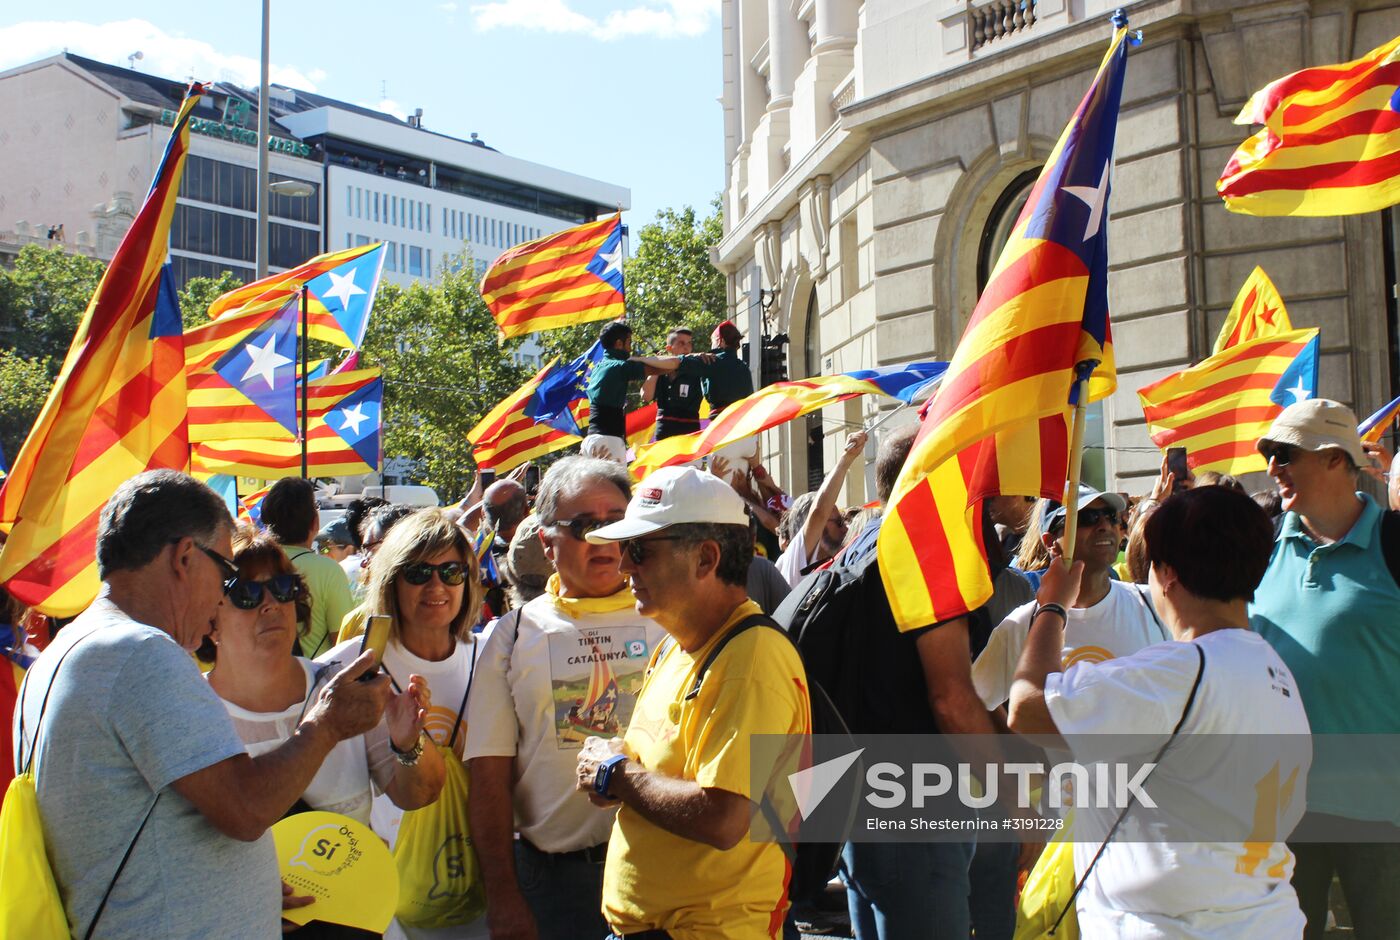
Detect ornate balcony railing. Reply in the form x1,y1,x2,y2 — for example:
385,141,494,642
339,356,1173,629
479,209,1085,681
970,0,1037,51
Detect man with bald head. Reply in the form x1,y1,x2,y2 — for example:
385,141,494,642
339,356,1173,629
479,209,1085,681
483,478,530,545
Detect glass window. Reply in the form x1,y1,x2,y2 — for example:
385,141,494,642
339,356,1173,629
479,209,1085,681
346,234,352,248
355,234,371,247
386,241,397,272
373,192,380,223
346,187,352,215
409,245,423,276
270,222,318,268
426,248,432,275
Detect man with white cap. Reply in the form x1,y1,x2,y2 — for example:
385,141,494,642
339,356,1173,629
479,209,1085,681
973,482,1166,713
575,466,811,939
1249,398,1400,939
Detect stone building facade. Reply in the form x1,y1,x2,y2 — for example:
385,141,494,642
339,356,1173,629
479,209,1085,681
717,0,1400,495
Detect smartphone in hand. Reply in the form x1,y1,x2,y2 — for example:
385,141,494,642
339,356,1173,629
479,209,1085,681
358,614,392,681
1166,447,1189,493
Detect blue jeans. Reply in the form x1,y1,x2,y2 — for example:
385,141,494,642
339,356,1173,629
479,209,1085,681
838,840,975,940
514,840,608,940
968,840,1018,940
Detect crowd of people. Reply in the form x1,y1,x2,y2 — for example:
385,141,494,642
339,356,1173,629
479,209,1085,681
5,320,1400,940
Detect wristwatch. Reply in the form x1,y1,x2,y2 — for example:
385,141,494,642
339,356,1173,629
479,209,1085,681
593,754,629,800
391,732,425,767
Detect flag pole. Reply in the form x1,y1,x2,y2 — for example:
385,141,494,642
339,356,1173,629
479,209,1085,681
300,285,310,479
1060,361,1099,563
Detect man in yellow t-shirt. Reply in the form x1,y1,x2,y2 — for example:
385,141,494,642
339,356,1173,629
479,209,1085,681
580,466,811,940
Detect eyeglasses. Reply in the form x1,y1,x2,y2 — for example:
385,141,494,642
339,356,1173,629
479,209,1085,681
622,536,689,565
1260,443,1299,466
225,574,304,610
549,517,622,541
400,561,469,586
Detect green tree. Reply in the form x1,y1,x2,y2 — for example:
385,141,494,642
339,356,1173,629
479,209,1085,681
178,271,244,328
0,350,54,466
0,245,106,364
361,256,529,498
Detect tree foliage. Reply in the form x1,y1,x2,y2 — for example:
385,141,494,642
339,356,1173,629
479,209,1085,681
178,271,244,329
0,246,106,365
360,256,529,499
0,350,54,465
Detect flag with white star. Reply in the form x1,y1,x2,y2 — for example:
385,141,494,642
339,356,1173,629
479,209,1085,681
186,295,301,441
480,213,626,340
189,369,383,479
877,19,1130,630
1138,328,1321,475
201,243,385,351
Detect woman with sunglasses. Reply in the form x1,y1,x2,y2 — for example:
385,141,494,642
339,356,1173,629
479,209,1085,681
324,509,483,833
202,529,446,831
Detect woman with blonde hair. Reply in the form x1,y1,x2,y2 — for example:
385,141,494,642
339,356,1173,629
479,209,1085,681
323,508,486,937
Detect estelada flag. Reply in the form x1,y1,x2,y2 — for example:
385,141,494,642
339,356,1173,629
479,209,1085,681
205,244,385,349
480,214,625,340
186,295,300,442
190,369,383,479
1138,329,1319,475
1218,34,1400,216
876,20,1129,631
1213,266,1292,354
0,85,203,617
1359,393,1400,444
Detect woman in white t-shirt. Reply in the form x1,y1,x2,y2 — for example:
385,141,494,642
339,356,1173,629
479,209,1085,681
322,509,488,938
203,529,445,828
1008,485,1311,939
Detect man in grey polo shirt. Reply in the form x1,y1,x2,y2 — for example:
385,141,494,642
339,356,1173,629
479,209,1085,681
14,470,390,938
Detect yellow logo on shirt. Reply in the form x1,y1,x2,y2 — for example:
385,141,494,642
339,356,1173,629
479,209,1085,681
1061,645,1114,668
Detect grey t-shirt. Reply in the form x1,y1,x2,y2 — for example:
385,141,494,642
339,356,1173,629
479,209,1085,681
14,599,279,938
747,555,792,615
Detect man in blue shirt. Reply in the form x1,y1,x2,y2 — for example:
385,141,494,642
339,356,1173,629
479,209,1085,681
1249,398,1400,940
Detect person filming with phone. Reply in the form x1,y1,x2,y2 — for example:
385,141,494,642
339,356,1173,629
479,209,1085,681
14,471,393,938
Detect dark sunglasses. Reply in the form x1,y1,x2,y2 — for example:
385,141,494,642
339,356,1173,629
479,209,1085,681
1260,443,1298,466
400,561,468,586
225,574,303,610
622,536,688,565
1053,507,1120,533
549,517,623,541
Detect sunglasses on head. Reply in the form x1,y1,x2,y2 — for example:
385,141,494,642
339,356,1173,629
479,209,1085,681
622,535,688,565
400,561,468,586
1260,443,1299,466
549,517,623,541
225,573,303,610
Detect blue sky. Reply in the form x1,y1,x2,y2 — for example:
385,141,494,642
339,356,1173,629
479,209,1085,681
0,2,723,226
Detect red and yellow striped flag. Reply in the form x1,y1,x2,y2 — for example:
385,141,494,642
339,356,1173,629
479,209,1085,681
1359,393,1400,444
1137,329,1319,475
1217,34,1400,216
190,369,382,479
876,21,1129,631
480,214,625,340
0,85,202,617
1213,266,1292,354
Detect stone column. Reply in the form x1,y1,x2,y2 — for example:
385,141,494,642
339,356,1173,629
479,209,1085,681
813,0,857,54
766,0,807,109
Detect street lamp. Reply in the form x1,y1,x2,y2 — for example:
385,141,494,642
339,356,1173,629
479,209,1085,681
269,180,315,198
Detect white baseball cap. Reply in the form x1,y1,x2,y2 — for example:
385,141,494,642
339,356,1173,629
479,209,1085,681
585,466,749,542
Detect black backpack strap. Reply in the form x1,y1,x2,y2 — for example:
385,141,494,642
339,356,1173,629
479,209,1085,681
1381,510,1400,588
1131,584,1171,643
1050,642,1205,935
448,614,501,751
85,792,160,940
685,613,781,701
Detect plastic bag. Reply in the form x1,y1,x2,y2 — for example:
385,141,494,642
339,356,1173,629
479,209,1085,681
392,744,486,929
1014,825,1079,940
0,771,71,939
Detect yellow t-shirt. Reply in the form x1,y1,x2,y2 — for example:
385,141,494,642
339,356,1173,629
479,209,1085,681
601,600,811,940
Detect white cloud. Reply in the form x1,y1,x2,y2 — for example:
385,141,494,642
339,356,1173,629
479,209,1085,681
357,98,409,121
0,20,326,91
438,2,459,11
470,0,716,40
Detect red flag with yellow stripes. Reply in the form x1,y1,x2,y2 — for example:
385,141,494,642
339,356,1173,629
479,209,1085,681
876,22,1129,631
0,85,203,616
1217,34,1400,216
479,214,625,340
